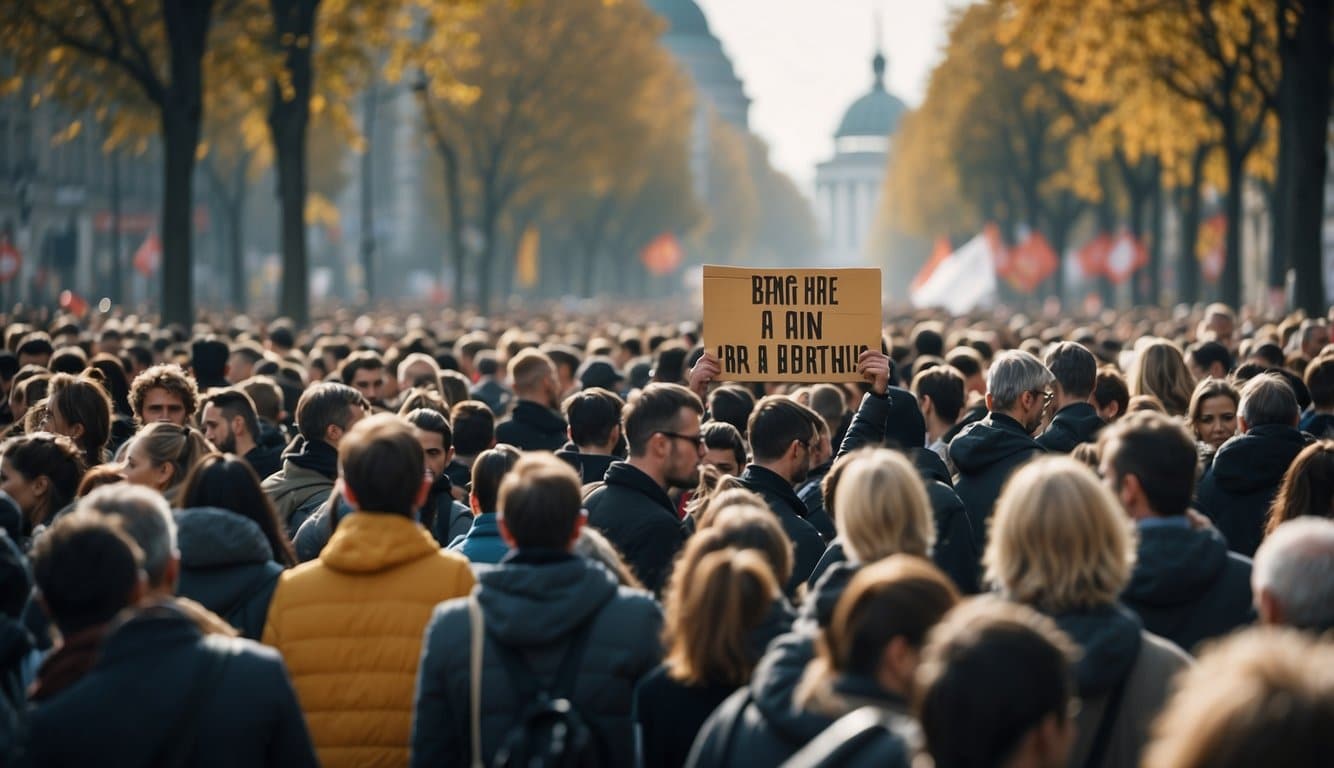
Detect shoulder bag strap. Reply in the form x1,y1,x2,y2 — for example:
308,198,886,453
156,635,236,768
469,595,485,768
1084,675,1130,768
550,615,596,699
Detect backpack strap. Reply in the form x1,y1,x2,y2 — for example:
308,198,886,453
468,595,485,768
155,635,237,768
488,613,597,703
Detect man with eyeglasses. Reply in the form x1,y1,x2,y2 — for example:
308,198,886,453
948,350,1052,555
584,383,704,596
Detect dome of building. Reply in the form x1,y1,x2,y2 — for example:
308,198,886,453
835,52,907,139
645,0,713,38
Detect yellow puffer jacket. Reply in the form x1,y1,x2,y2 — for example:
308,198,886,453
262,511,476,768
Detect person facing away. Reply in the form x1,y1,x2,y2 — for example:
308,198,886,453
1251,516,1334,633
494,349,568,452
262,413,476,768
1037,342,1104,453
27,508,316,768
447,445,522,565
555,387,626,486
411,453,663,767
1100,412,1254,652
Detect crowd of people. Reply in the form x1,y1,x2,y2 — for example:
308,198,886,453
0,299,1331,767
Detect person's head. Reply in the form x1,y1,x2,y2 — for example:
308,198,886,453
915,596,1078,768
9,372,49,425
178,452,296,566
88,353,132,416
623,383,706,489
985,350,1055,432
543,344,583,398
912,365,965,433
563,387,624,454
1130,339,1195,416
45,372,113,466
48,345,88,375
78,483,178,593
808,384,847,438
295,382,369,448
747,395,822,484
0,432,85,534
16,333,54,368
652,342,689,384
701,421,747,477
129,364,199,426
1099,411,1199,519
1251,517,1334,631
497,453,585,551
199,388,260,455
833,449,934,563
190,337,230,384
1142,628,1334,768
338,413,428,516
239,375,285,424
508,349,560,409
801,555,959,712
986,457,1134,614
707,385,756,437
1187,377,1240,450
30,513,145,636
402,407,454,481
122,423,211,494
1186,340,1233,381
227,341,265,383
1238,372,1299,431
946,346,986,395
1043,342,1096,407
1092,366,1130,423
1306,355,1334,413
1266,440,1334,536
469,444,522,515
397,351,442,394
339,351,387,405
450,400,496,458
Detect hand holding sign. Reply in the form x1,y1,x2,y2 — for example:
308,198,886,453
688,351,721,400
856,348,891,396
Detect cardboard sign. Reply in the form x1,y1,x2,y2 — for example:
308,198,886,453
703,265,882,383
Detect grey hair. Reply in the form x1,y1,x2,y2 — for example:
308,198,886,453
76,484,177,588
1238,373,1299,428
1253,517,1334,632
987,350,1055,412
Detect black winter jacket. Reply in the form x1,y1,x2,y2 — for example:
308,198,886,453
411,552,662,768
948,413,1044,553
1036,402,1104,453
1122,521,1254,652
1196,425,1312,556
555,444,619,486
27,604,317,768
585,462,690,595
495,399,568,452
739,465,826,594
796,461,836,541
174,507,283,640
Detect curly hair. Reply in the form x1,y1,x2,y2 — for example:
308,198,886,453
128,364,199,425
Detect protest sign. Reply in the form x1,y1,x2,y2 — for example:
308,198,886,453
703,265,882,383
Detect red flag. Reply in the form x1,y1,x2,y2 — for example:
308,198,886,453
1198,215,1226,284
1076,235,1113,279
59,290,88,316
1001,231,1058,293
912,236,952,293
134,233,161,276
1104,233,1147,286
641,233,683,276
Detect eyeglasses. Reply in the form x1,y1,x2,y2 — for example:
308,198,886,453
1031,389,1055,406
656,430,705,448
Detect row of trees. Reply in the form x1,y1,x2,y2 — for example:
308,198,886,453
882,0,1330,313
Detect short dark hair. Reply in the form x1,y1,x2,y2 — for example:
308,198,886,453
653,342,689,383
543,345,582,381
471,445,522,514
339,351,386,386
564,388,624,447
404,407,452,448
201,388,260,441
499,453,582,549
748,396,819,462
623,383,704,456
239,375,284,422
0,352,19,383
1251,343,1285,367
16,334,54,361
702,421,747,469
1305,356,1334,410
913,365,966,424
190,337,230,382
1044,342,1097,400
296,382,367,444
340,414,424,516
912,323,945,358
708,385,756,437
1094,366,1130,417
49,346,88,375
808,384,847,437
1101,411,1199,516
450,400,496,456
945,347,983,380
31,514,143,636
1187,340,1233,376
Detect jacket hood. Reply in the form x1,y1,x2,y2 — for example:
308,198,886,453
1210,426,1311,494
1051,603,1143,697
1124,524,1228,606
556,447,617,484
281,435,339,479
912,448,952,485
1048,403,1104,441
476,555,621,646
176,507,275,567
319,512,441,574
510,399,568,434
948,414,1041,474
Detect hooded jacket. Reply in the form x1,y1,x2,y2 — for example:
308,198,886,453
556,443,619,486
447,512,510,565
585,462,690,595
28,604,317,768
495,399,568,452
175,507,284,640
261,437,339,536
411,552,663,768
1036,401,1104,453
1196,424,1312,556
1049,604,1192,768
262,512,475,768
739,465,827,594
949,414,1044,553
1121,521,1254,652
244,442,284,484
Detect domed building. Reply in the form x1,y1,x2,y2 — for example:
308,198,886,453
815,45,907,265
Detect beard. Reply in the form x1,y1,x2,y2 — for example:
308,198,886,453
216,432,237,454
666,464,700,490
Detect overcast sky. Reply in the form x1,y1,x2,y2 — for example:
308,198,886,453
693,0,959,192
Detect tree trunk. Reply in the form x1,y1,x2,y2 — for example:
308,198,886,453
269,0,320,326
109,151,123,305
477,212,497,315
1177,148,1207,306
228,162,247,312
359,83,377,302
1280,0,1332,315
1148,162,1164,306
1221,148,1245,309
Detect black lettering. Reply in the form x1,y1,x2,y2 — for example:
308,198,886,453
751,276,764,305
777,344,788,374
758,345,768,374
828,277,839,305
761,311,773,339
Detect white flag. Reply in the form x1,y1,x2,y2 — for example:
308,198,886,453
910,232,998,314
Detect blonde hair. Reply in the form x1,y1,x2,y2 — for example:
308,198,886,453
130,422,212,491
833,449,934,563
1130,339,1196,416
694,482,763,530
984,456,1135,613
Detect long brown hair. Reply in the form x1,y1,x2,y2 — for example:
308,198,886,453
1266,440,1334,536
662,547,779,687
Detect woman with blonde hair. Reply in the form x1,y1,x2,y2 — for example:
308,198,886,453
121,422,212,505
1129,338,1195,416
1187,377,1240,470
985,456,1191,768
635,506,794,768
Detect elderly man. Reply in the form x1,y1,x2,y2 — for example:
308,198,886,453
1251,517,1334,633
